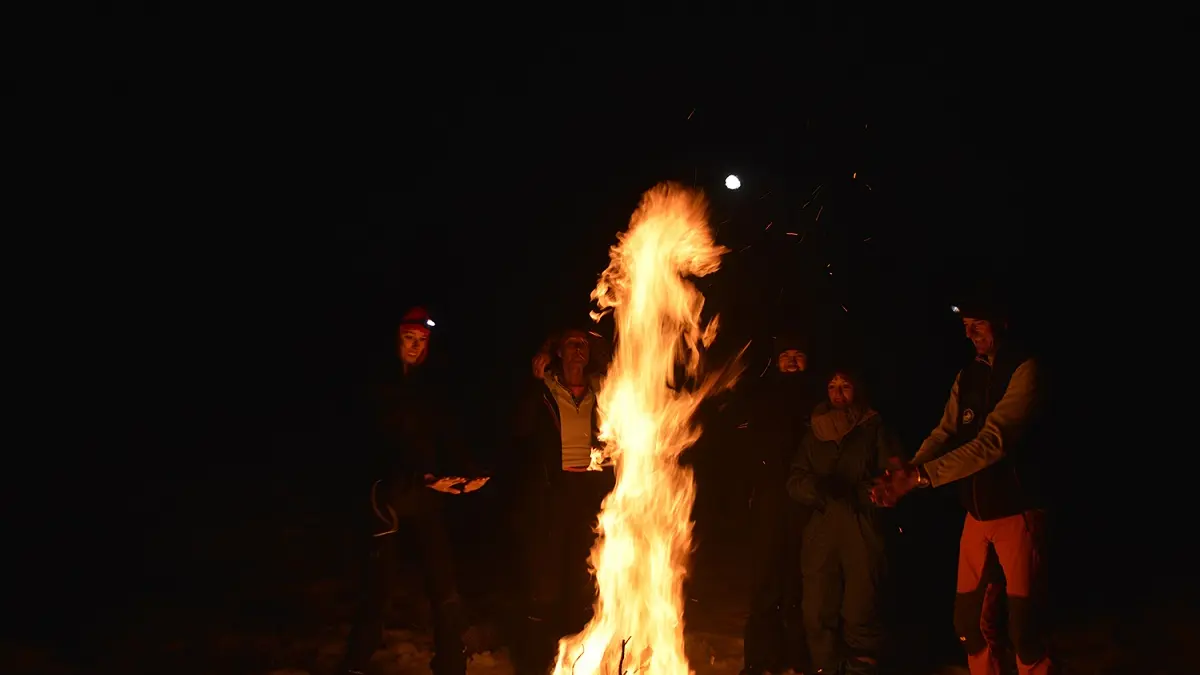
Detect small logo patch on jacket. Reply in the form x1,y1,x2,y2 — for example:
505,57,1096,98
962,408,975,424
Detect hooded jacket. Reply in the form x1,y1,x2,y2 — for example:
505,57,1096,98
787,402,902,514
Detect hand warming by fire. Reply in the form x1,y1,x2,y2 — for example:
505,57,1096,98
552,183,744,675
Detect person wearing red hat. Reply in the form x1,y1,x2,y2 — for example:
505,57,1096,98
338,306,488,675
871,293,1053,675
397,306,433,369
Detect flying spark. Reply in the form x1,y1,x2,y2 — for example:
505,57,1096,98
815,205,824,222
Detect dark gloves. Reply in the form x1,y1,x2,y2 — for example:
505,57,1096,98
816,475,855,501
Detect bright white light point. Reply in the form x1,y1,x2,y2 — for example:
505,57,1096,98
725,174,741,190
950,305,960,314
426,319,436,327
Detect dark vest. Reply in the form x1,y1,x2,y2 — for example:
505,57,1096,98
955,347,1044,521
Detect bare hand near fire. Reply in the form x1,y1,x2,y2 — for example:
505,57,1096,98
461,476,490,493
532,352,551,379
869,458,920,507
424,474,468,494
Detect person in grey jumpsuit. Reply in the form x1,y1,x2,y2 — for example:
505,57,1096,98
787,369,901,675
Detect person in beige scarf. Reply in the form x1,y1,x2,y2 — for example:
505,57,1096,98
787,370,902,675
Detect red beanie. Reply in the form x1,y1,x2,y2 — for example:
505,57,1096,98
398,306,433,335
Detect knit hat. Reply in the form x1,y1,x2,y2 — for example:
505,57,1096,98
953,288,1010,324
773,331,810,355
399,306,434,335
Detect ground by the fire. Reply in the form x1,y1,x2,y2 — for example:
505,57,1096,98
2,498,1192,675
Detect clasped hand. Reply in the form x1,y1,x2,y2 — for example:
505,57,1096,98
868,458,920,508
423,474,490,494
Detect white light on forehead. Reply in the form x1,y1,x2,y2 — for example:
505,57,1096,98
950,305,961,314
426,319,436,327
725,174,741,190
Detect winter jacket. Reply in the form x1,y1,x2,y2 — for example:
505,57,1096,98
787,403,902,514
512,370,605,491
369,366,475,490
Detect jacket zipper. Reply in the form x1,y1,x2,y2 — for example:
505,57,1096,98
971,365,993,520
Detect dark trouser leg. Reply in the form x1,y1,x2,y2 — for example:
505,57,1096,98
840,516,886,675
992,511,1051,675
783,505,812,673
513,485,566,675
559,472,611,634
743,490,786,673
514,471,612,675
978,554,1007,659
343,534,395,671
413,492,467,675
801,515,842,673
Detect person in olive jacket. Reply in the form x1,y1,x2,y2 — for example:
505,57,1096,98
787,369,901,675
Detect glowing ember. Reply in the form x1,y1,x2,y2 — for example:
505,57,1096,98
553,183,744,675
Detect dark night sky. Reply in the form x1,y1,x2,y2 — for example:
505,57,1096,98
154,29,1053,448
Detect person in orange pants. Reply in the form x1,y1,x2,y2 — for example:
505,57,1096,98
871,293,1053,675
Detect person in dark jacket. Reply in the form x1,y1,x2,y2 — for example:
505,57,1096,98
510,326,611,675
788,369,901,675
871,295,1052,675
338,307,488,675
739,333,821,675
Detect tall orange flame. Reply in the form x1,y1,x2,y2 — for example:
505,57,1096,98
553,183,744,675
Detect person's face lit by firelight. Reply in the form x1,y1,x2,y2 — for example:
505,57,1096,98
558,332,591,369
399,329,429,366
962,317,998,357
827,374,854,409
777,349,807,373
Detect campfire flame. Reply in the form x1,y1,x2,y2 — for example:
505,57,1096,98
553,183,744,675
